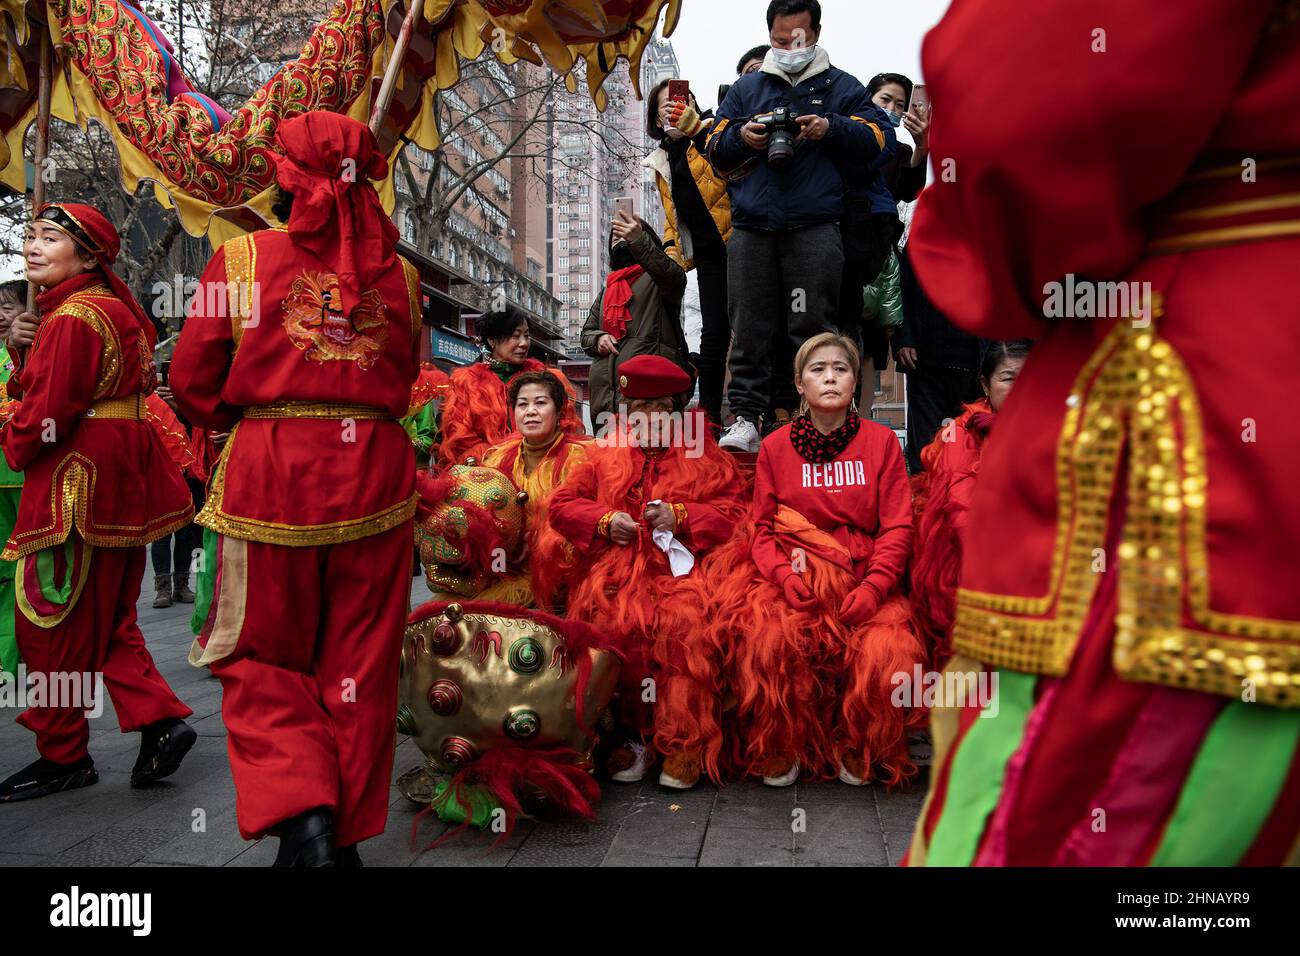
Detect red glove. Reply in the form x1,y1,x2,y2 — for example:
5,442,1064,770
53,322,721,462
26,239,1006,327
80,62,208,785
839,584,882,628
781,574,819,611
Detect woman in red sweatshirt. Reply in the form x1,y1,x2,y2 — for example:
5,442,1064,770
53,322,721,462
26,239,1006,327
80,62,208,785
657,332,924,790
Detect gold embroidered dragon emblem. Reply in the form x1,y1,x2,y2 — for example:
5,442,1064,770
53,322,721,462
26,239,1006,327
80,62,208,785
282,270,389,370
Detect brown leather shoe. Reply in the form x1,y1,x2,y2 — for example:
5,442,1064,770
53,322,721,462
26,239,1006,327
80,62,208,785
152,575,173,609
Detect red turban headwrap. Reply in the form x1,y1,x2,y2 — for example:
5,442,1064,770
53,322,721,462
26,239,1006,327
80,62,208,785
273,111,399,318
33,201,157,349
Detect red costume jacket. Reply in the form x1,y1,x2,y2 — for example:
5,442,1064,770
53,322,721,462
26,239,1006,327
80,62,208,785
910,0,1300,703
0,274,193,559
437,359,584,468
751,421,912,601
910,400,992,656
539,430,745,623
172,228,423,545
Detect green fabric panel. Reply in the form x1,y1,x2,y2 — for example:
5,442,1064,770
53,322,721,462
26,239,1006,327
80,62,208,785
1149,702,1300,866
0,486,19,677
926,669,1037,866
0,348,22,487
35,539,77,605
189,528,220,637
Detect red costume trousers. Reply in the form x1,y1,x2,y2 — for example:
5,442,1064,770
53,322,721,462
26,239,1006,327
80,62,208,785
207,521,412,846
16,544,192,764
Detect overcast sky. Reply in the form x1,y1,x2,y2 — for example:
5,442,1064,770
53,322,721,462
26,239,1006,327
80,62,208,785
662,0,953,113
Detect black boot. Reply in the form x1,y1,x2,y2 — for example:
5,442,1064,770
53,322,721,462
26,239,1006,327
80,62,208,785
131,718,197,787
273,808,337,867
337,844,364,868
0,756,98,803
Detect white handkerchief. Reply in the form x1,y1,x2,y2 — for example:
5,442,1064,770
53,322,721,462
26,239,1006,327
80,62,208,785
648,499,695,577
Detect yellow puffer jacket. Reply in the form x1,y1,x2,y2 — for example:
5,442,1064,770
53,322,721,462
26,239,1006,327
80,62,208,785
643,122,733,271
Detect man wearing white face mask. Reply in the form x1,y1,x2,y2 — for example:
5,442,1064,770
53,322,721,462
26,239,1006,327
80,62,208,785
708,0,894,454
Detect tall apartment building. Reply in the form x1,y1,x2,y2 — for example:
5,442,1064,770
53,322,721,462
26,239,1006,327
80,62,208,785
548,34,681,386
393,57,567,366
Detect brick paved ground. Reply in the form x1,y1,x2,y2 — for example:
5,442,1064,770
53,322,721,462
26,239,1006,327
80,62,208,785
0,565,926,866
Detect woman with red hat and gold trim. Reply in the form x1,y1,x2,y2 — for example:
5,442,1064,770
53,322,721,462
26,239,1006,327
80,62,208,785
0,202,197,803
535,353,745,784
655,332,924,791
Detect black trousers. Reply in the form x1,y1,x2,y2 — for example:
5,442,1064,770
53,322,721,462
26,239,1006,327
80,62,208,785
694,246,730,424
150,478,205,577
904,366,983,475
726,223,844,424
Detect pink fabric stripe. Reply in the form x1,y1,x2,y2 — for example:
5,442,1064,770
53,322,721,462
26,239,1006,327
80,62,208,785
1052,687,1223,865
971,678,1062,867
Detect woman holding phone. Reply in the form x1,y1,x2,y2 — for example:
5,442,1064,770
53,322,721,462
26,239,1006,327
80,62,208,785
580,207,689,424
640,78,732,426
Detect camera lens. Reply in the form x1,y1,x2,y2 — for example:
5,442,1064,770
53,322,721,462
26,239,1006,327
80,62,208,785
768,129,795,169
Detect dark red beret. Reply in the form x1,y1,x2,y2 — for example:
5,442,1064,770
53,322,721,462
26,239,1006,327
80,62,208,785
618,354,691,400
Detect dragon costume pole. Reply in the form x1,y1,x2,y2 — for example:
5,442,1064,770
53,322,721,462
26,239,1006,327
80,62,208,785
27,27,53,313
368,1,420,135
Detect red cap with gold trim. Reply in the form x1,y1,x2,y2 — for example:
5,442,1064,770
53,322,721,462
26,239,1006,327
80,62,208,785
618,354,691,400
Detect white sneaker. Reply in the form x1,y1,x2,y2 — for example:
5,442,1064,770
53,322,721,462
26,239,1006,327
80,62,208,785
838,760,867,787
761,759,799,788
610,741,653,783
719,416,760,453
658,769,696,790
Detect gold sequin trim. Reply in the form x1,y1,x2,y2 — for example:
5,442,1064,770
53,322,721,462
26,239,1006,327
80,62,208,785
1,454,193,560
953,308,1300,706
197,423,418,546
83,395,144,419
224,235,256,352
42,296,122,399
243,402,393,420
401,256,422,343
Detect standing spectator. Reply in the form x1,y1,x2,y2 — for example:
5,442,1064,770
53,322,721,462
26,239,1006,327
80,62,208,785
736,45,770,77
893,222,983,474
708,0,894,452
580,211,688,424
146,383,206,608
854,72,932,379
642,78,732,425
868,72,930,220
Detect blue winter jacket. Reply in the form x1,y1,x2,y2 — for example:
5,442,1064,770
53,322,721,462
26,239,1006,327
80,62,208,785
707,54,896,229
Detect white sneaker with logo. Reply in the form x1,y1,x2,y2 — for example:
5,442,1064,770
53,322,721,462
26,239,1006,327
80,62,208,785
719,416,760,453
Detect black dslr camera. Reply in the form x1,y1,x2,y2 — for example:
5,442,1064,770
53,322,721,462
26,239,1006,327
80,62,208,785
752,105,797,169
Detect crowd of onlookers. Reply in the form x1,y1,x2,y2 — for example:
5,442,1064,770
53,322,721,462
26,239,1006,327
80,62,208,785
583,0,983,469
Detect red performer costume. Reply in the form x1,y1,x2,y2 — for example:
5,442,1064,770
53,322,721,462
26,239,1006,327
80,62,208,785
437,358,583,467
0,203,195,802
906,0,1300,866
172,112,422,864
662,412,924,787
537,356,744,780
910,399,994,666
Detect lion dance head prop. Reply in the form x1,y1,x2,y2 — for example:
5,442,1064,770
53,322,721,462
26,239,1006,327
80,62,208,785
399,600,622,838
415,463,528,596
